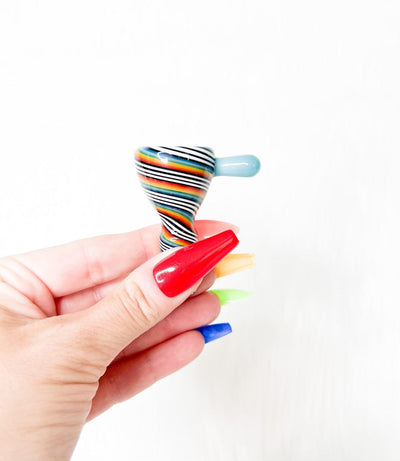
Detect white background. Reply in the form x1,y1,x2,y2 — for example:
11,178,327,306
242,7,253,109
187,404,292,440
1,1,400,460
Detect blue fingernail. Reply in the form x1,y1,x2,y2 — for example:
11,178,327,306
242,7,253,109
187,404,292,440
196,323,233,344
214,155,261,177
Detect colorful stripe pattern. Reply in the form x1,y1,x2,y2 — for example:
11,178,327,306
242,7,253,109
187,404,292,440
135,146,216,251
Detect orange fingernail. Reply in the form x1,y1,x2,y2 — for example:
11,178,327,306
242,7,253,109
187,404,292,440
215,253,256,278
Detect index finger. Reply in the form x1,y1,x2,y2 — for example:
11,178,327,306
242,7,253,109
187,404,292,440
9,220,238,298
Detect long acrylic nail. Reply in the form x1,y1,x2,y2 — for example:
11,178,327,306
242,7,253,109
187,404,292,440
215,253,255,278
153,230,239,297
209,289,251,305
196,323,232,344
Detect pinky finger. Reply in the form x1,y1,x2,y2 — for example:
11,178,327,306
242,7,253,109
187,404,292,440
87,330,205,421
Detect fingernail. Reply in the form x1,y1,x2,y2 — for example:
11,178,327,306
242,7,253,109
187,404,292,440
154,230,239,297
196,323,232,344
215,253,255,278
209,289,252,305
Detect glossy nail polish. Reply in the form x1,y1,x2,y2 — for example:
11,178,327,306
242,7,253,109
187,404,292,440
215,253,255,278
209,288,251,305
153,230,239,297
196,323,232,344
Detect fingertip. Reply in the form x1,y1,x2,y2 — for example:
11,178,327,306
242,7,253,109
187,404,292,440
174,330,205,362
201,291,222,318
204,289,220,302
191,269,217,296
194,220,240,239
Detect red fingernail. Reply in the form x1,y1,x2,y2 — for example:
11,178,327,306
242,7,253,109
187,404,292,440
153,230,239,297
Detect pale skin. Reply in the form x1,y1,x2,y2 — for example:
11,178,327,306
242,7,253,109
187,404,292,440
0,220,236,460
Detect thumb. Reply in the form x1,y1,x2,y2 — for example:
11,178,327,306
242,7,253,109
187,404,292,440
67,230,238,364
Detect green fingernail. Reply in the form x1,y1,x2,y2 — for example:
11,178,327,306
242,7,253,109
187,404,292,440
209,289,252,306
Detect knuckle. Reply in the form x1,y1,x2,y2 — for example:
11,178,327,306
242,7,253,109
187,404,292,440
91,284,105,304
106,370,124,406
116,278,159,329
77,240,106,286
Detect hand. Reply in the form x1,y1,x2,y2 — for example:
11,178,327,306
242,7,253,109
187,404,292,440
0,220,237,461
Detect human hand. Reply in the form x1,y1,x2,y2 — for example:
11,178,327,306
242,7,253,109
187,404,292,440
0,221,238,461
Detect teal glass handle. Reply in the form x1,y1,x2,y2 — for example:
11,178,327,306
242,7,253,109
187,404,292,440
214,155,261,177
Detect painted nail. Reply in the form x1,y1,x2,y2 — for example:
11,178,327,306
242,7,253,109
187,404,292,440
209,288,252,306
153,230,239,297
215,253,256,278
196,323,232,344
